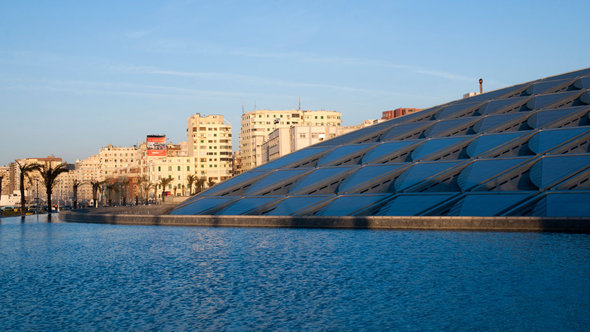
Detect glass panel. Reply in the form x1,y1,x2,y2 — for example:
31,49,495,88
255,147,331,170
201,170,268,196
466,132,526,157
526,107,588,129
450,192,532,216
361,140,419,164
545,68,590,81
478,96,529,115
535,192,590,217
315,194,392,216
457,157,528,191
524,78,571,95
380,122,432,141
289,166,357,193
377,193,455,216
313,121,394,147
338,164,407,193
264,196,334,216
529,155,590,189
215,196,280,215
411,136,470,161
245,168,311,194
317,143,374,166
434,102,480,119
170,197,236,215
526,91,580,110
472,113,527,133
423,117,476,137
528,127,590,154
574,77,590,89
394,161,462,192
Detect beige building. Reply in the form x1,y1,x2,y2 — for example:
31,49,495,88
187,113,233,183
240,109,342,171
98,145,142,178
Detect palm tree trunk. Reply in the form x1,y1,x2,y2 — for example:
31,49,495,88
46,186,53,216
20,173,26,218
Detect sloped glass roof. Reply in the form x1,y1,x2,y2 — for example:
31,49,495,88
170,197,236,215
466,132,527,157
528,127,590,154
449,192,533,216
394,161,463,192
215,196,280,215
410,136,471,161
337,164,407,193
317,143,374,166
532,191,590,217
289,166,358,194
529,155,590,189
315,194,392,216
244,168,310,195
172,68,590,218
376,193,455,216
457,157,529,191
361,140,419,164
263,196,334,216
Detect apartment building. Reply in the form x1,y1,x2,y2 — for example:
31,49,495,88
240,109,341,171
187,113,233,183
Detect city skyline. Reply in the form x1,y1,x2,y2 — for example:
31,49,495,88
2,1,590,166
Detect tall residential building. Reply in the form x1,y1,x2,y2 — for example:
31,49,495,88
186,113,233,182
98,145,141,178
240,109,342,171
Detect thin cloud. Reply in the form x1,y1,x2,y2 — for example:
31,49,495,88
109,64,419,97
231,49,473,82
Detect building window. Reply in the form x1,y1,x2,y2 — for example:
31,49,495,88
158,166,161,172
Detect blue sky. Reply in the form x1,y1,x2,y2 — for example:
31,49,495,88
1,0,589,166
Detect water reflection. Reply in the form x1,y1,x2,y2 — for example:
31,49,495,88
0,216,589,330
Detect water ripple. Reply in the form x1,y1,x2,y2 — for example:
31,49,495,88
1,216,589,330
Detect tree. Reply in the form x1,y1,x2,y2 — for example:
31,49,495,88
16,161,39,218
135,175,147,205
0,174,4,201
90,180,103,208
186,174,197,195
158,177,174,203
72,179,80,209
207,178,216,189
194,177,207,194
34,162,69,217
118,176,129,206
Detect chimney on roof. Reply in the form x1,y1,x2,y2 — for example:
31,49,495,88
479,78,483,94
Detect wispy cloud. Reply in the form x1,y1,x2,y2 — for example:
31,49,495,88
231,50,474,82
0,78,292,100
108,64,424,97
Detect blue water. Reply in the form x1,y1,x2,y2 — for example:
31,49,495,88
1,215,589,331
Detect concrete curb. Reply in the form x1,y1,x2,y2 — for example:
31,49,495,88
59,211,590,233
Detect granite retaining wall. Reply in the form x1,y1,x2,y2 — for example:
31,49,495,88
59,211,590,233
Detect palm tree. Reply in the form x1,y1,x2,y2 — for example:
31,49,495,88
186,174,197,195
34,162,70,216
118,176,129,206
144,182,154,203
16,161,40,218
194,177,207,194
158,177,174,203
135,175,147,205
207,178,216,189
90,180,103,208
72,179,80,209
0,174,4,201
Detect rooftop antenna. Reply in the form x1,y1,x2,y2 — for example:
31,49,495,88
242,103,244,114
479,78,483,94
254,101,257,110
298,96,301,111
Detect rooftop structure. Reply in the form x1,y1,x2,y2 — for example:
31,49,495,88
173,68,590,217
